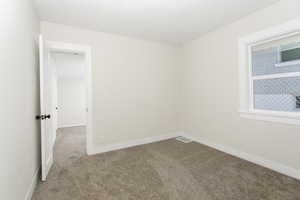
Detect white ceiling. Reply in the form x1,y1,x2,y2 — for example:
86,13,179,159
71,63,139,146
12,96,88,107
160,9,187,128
35,0,279,45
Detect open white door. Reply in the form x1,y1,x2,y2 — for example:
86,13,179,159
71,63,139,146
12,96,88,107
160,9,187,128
38,35,54,181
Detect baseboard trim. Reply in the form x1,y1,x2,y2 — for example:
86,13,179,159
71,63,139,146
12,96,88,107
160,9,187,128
24,167,40,200
181,132,300,181
42,154,53,181
58,124,86,128
91,132,180,155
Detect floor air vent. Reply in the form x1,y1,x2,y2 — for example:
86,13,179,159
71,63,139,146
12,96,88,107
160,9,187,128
176,136,193,143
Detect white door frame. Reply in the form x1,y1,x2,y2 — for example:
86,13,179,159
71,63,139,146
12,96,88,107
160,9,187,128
46,40,93,155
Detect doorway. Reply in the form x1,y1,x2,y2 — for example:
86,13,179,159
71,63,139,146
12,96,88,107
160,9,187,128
51,52,87,165
38,36,93,181
52,52,86,129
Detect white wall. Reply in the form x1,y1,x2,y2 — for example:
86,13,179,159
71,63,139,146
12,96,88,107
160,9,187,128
41,22,182,148
52,53,86,128
182,0,300,171
57,78,86,127
0,0,40,200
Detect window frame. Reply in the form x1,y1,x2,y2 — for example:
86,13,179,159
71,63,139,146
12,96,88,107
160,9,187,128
238,18,300,125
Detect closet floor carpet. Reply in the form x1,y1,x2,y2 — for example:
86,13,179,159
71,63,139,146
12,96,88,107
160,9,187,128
32,127,300,200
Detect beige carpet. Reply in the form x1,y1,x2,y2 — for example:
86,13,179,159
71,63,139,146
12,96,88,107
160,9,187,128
32,127,300,200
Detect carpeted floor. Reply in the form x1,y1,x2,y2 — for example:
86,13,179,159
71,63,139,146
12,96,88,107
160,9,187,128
32,127,300,200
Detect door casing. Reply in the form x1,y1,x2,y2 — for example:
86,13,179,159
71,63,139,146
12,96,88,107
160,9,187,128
39,36,93,181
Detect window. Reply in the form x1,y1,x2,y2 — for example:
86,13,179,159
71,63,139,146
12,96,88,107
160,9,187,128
275,42,300,67
281,45,300,62
251,35,300,113
238,19,300,125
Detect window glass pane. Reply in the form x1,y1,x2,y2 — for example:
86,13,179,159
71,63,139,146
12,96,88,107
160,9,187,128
253,76,300,112
281,48,300,62
252,34,300,76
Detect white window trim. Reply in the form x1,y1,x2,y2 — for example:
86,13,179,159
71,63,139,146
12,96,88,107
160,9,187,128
238,18,300,125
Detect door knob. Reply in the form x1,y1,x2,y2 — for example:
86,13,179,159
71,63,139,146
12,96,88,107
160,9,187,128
36,115,46,120
45,114,51,119
36,114,50,120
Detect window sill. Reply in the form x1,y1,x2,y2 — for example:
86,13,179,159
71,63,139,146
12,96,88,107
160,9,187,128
239,110,300,125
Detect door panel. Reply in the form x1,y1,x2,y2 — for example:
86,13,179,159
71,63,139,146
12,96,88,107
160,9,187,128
39,35,54,181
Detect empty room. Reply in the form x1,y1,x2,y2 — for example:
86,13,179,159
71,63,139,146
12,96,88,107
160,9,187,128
2,0,300,200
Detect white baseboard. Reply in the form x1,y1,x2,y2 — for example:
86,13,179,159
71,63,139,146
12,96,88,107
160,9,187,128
42,154,53,181
52,130,57,148
58,124,86,128
24,167,40,200
91,132,180,155
181,132,300,181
